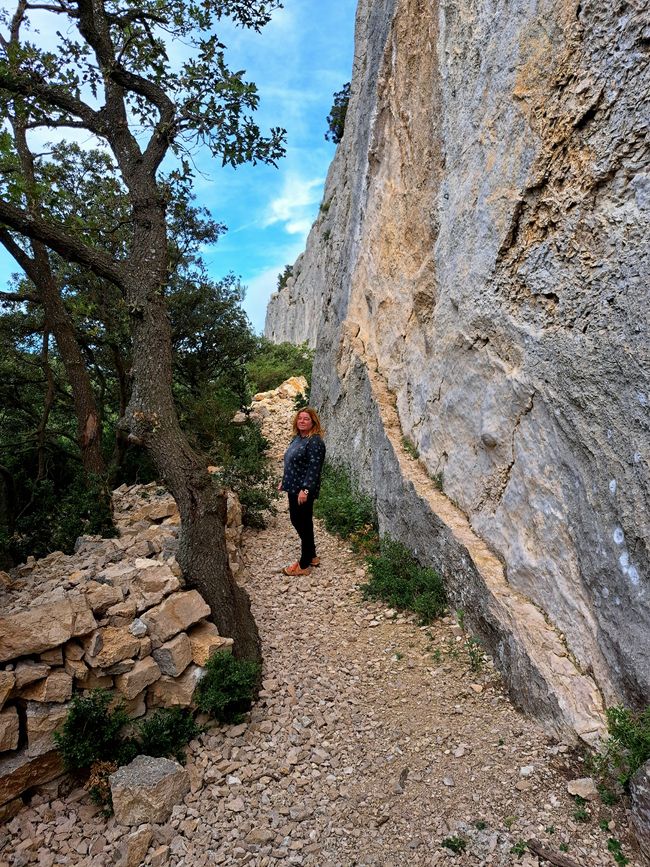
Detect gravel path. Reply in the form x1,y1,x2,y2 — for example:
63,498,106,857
0,476,644,866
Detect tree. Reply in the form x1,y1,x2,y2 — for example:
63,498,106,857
0,0,286,661
325,82,351,145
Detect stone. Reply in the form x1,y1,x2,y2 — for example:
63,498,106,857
14,660,50,689
567,777,598,801
114,657,161,701
39,648,64,666
0,706,19,752
109,755,190,825
82,581,124,614
64,658,89,683
630,760,650,860
25,702,69,758
20,670,72,703
105,600,137,626
64,641,85,661
140,591,211,649
147,665,203,708
152,632,192,677
115,825,153,867
129,618,148,637
0,750,64,808
0,671,15,709
187,621,233,666
84,626,141,668
0,596,96,663
149,845,170,867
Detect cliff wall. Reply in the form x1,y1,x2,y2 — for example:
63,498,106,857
266,0,650,742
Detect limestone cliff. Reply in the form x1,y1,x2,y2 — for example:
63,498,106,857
266,0,649,743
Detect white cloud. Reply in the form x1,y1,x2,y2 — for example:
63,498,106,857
263,173,323,234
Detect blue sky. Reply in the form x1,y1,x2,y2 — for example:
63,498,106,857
0,0,357,333
201,1,357,331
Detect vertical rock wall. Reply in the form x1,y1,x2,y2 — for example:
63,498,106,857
266,0,650,740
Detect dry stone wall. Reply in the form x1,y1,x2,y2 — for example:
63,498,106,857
266,0,650,740
0,482,241,818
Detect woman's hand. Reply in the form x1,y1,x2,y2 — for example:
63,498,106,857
297,489,308,505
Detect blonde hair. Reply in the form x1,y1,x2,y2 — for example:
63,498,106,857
292,407,325,437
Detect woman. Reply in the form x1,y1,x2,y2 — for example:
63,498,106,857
280,407,326,576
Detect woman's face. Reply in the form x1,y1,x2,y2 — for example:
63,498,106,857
296,411,314,434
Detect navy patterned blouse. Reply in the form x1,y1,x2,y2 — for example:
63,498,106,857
281,434,326,497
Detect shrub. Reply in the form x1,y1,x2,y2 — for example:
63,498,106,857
441,836,466,854
194,651,261,724
593,705,650,787
215,420,279,528
325,82,351,144
136,708,201,764
361,537,446,624
246,338,313,394
53,689,136,772
86,760,118,816
314,463,376,543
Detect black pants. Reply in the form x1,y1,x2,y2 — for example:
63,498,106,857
288,493,316,569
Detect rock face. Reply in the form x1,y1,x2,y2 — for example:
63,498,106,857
630,760,650,860
266,0,649,739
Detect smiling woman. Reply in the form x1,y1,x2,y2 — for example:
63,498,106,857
280,407,326,576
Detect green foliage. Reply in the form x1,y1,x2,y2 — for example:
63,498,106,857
277,264,293,291
246,338,313,394
573,796,590,822
592,705,650,788
466,636,484,672
607,838,629,866
402,436,419,459
432,471,444,491
293,386,311,411
362,537,447,625
510,841,527,857
441,836,466,854
325,82,351,144
136,708,202,764
86,761,117,816
194,651,261,724
214,420,278,528
53,690,136,772
314,463,378,553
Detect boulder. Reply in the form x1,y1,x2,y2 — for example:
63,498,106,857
187,621,233,666
630,760,650,860
82,581,124,615
109,755,190,825
25,702,69,757
152,633,192,677
115,825,153,867
20,670,72,703
0,706,19,752
114,657,161,701
39,647,64,666
14,660,50,689
84,627,141,669
147,665,203,709
566,777,599,801
140,591,210,649
0,672,15,710
0,750,64,808
0,596,96,663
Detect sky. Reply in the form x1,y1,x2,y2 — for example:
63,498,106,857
200,1,357,332
0,0,358,333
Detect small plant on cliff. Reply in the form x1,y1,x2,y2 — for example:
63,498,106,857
136,708,202,764
401,436,420,460
590,705,650,788
194,651,261,724
53,689,136,772
325,81,351,144
276,264,293,291
361,537,446,624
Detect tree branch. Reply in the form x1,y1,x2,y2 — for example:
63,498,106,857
0,71,105,136
0,199,125,287
0,289,40,304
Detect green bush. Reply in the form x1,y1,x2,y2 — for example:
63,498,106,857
246,338,313,394
593,705,650,787
136,708,201,764
53,689,136,772
194,651,261,724
215,420,279,528
314,463,377,547
361,537,447,624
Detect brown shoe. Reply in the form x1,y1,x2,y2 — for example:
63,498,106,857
282,562,312,576
311,557,321,567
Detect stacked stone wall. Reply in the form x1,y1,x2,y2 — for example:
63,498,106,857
0,482,241,819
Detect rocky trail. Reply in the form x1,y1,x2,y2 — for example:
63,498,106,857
0,387,645,867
